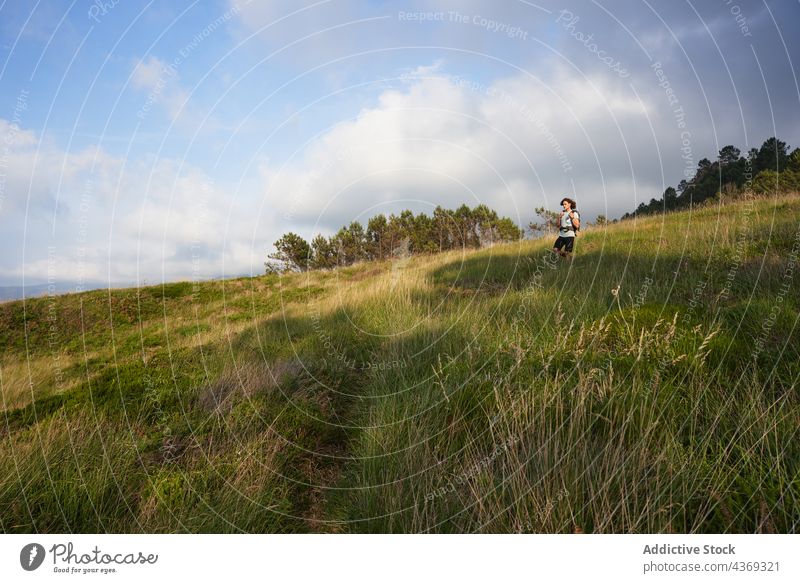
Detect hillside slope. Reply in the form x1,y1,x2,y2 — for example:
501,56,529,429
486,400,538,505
2,193,799,533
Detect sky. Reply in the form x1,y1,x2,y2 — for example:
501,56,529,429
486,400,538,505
1,0,799,290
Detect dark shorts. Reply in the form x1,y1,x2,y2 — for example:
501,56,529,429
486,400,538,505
553,235,575,252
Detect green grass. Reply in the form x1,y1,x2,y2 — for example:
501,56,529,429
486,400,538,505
1,193,799,533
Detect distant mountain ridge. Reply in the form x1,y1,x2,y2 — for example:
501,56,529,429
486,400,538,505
0,274,252,302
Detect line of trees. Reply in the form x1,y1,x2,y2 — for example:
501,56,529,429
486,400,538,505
266,204,523,272
622,137,800,219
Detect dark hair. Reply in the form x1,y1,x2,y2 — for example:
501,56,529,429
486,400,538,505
560,197,577,210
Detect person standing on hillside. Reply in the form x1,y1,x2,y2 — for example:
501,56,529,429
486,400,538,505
552,198,580,259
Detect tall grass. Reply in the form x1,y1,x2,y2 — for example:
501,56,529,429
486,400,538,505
1,193,798,532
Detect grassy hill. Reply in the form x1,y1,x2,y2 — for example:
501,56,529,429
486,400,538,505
2,193,799,533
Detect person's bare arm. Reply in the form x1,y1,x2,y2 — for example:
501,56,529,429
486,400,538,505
570,211,580,230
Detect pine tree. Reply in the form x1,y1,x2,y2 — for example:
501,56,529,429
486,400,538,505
268,233,312,272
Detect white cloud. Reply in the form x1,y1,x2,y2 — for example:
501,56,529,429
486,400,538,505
259,65,662,235
131,56,194,125
0,120,275,286
0,119,37,147
131,56,167,90
0,120,121,219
